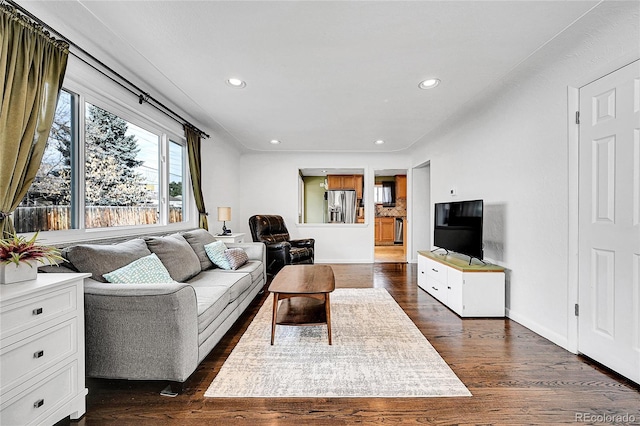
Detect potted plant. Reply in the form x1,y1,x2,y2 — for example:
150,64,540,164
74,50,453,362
0,233,64,284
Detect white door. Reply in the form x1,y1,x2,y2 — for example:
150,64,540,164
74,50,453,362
578,60,640,384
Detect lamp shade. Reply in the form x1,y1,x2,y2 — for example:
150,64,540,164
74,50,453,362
217,207,231,222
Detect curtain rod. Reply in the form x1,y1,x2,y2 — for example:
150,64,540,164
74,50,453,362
4,0,210,139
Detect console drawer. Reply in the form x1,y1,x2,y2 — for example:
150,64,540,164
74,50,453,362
0,286,76,340
1,319,77,394
425,258,448,283
0,362,77,426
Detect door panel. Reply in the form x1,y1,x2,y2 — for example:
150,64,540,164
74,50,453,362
578,60,640,384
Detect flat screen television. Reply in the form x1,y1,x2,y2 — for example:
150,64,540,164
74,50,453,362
434,199,483,260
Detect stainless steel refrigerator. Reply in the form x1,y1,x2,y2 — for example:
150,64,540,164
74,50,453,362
324,190,357,223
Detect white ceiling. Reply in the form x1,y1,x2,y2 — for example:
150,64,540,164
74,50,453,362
20,0,600,152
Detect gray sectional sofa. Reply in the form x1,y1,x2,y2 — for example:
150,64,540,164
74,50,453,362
45,228,266,383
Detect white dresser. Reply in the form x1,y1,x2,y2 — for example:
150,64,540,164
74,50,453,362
0,273,90,426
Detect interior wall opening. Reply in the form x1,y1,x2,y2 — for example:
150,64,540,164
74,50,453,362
373,169,408,263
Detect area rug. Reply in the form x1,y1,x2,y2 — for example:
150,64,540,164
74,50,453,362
204,288,471,398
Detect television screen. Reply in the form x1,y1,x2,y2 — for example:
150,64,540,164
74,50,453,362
434,199,483,259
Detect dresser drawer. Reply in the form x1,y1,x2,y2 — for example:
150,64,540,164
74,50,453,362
1,319,77,394
0,361,77,426
425,258,448,283
0,285,77,340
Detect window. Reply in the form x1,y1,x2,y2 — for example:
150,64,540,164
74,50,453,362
168,140,185,223
374,184,393,205
84,103,160,228
13,90,190,234
15,90,75,232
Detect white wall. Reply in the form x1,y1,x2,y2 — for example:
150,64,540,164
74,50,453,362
407,2,639,350
201,136,244,236
237,151,410,262
411,162,430,262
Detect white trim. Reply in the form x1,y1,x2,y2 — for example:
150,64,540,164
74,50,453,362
317,259,373,264
567,86,580,354
507,308,570,351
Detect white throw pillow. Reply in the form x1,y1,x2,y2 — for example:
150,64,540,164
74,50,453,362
103,253,176,284
204,240,231,270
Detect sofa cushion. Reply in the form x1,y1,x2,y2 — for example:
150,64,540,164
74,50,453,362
63,238,151,283
182,229,217,270
145,233,201,282
221,260,263,284
204,241,231,270
188,283,231,333
188,270,252,302
225,248,249,270
103,253,176,284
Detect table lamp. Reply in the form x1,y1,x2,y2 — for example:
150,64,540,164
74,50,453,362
217,207,231,235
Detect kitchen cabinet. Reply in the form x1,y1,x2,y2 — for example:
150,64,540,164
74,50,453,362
375,217,395,244
396,175,407,199
327,174,363,195
0,273,90,426
327,175,353,190
354,174,363,200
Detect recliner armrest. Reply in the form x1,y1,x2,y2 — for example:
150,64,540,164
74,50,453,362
290,238,315,249
264,241,292,251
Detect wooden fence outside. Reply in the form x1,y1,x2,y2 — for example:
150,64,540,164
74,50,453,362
12,206,183,232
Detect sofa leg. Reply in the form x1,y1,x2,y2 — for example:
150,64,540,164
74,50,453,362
160,382,183,397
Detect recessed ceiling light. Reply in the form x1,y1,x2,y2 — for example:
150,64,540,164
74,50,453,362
270,139,281,145
226,78,246,88
418,78,441,89
374,139,385,145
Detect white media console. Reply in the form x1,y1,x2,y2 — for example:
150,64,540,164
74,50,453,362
417,250,505,317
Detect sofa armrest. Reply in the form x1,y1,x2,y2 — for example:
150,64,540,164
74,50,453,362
225,242,267,281
83,279,199,382
225,242,266,263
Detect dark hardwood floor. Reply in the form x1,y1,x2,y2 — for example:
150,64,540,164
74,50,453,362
59,263,639,425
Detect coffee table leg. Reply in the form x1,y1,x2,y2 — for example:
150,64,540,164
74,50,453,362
271,293,279,345
325,293,332,345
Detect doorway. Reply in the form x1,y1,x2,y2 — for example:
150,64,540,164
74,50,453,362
577,60,639,384
373,169,407,263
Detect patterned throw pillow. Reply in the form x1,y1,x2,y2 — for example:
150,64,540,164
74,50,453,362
103,253,176,284
204,241,231,270
224,248,249,270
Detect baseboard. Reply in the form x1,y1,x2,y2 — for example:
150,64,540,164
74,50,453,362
506,308,571,352
316,259,373,264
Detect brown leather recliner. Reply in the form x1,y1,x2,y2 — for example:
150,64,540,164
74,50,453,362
248,215,314,275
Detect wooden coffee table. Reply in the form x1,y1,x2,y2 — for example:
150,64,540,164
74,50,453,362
268,265,335,345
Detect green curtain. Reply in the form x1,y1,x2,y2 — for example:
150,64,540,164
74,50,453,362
0,4,69,237
184,125,209,230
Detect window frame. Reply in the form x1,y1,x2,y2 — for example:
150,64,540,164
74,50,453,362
21,68,196,245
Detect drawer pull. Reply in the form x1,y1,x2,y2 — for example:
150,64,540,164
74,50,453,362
34,350,44,359
32,307,43,315
432,286,438,291
34,399,44,408
431,268,438,273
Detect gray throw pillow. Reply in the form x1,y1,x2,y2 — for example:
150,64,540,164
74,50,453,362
62,238,151,283
181,228,217,270
145,233,201,282
225,248,249,270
